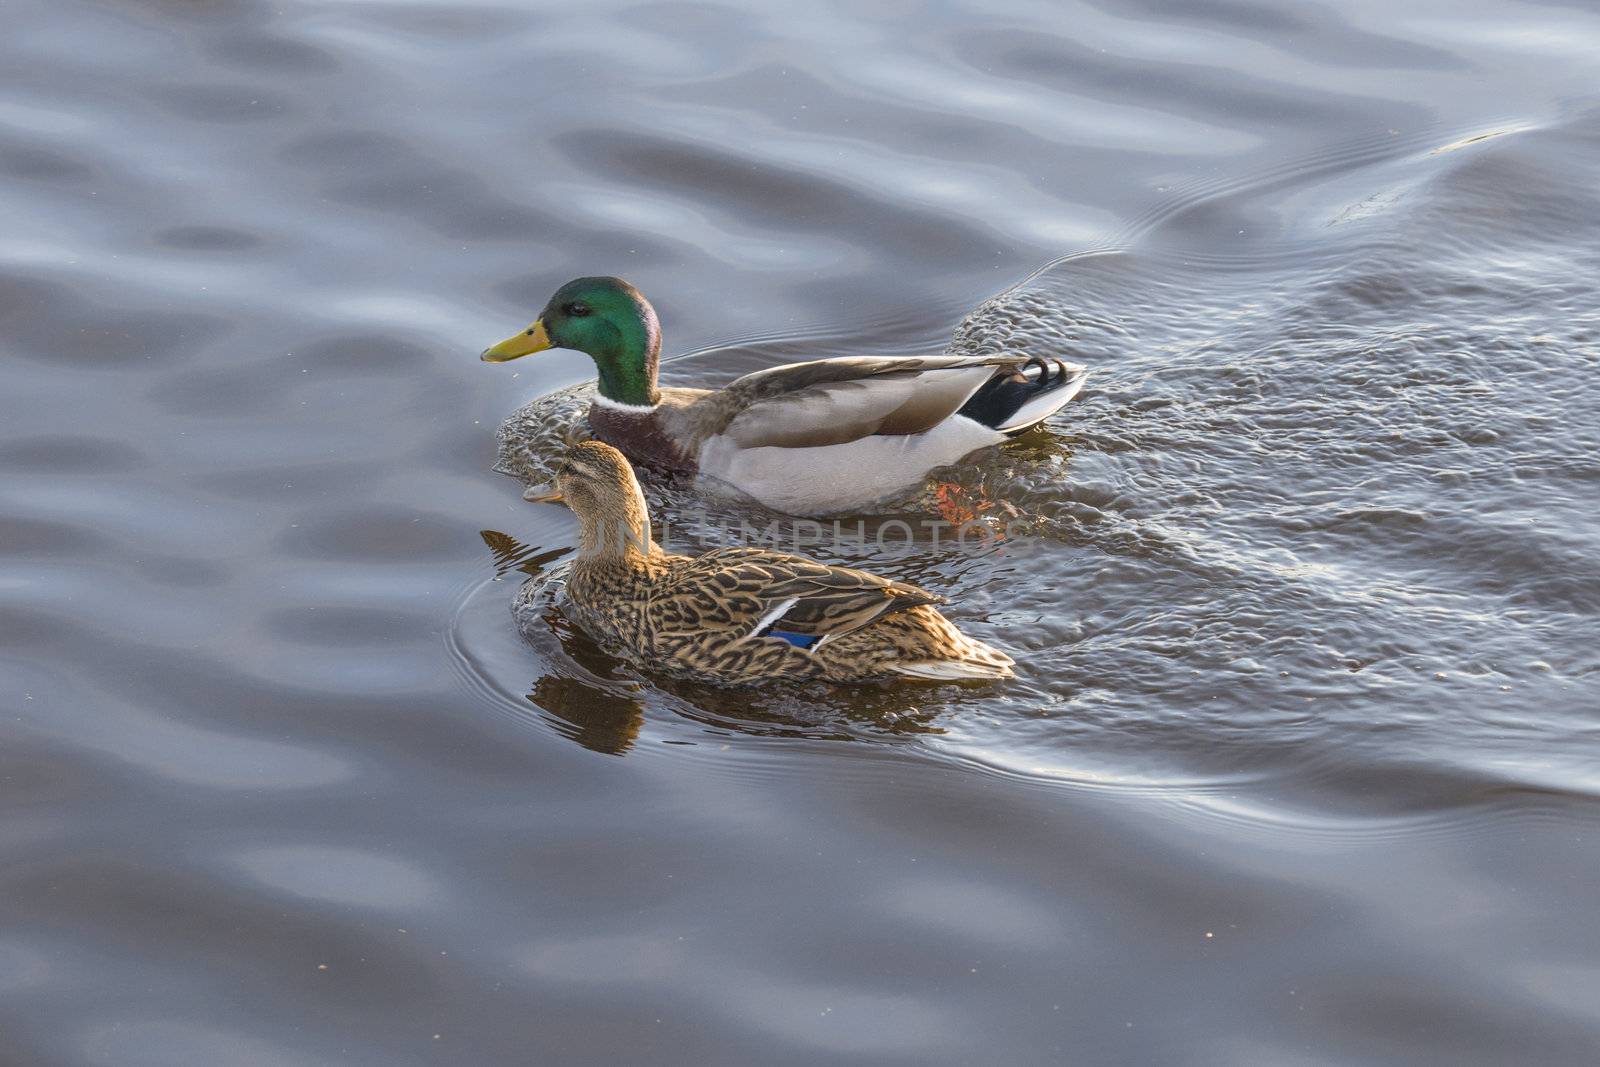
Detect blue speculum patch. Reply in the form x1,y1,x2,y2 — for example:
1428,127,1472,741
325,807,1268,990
768,630,821,649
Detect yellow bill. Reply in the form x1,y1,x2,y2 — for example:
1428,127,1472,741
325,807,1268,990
482,318,552,362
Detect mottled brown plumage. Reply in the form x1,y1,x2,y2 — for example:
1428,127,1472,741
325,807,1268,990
540,442,1015,685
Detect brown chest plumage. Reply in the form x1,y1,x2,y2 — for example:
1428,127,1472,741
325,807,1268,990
587,403,698,475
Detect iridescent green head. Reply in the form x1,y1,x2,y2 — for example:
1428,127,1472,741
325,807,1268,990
481,276,662,407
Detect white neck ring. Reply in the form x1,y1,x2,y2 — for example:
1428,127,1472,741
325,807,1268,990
592,394,660,415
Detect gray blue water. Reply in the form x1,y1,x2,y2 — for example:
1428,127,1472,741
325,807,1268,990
4,0,1600,1062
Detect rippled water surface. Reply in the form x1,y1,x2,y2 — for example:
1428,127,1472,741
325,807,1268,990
6,0,1600,1062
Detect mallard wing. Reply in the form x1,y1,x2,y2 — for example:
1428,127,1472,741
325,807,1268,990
655,547,943,643
707,354,1038,448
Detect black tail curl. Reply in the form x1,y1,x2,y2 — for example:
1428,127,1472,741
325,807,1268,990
956,355,1083,436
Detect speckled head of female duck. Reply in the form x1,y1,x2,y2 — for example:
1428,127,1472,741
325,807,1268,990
526,439,658,560
482,276,662,408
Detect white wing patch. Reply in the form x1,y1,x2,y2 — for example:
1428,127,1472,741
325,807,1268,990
735,596,800,646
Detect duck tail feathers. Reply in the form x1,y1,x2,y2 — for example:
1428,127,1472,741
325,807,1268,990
891,657,1014,681
890,638,1015,681
956,356,1087,436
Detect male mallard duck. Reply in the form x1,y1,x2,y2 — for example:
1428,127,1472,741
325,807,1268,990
482,277,1086,515
527,441,1014,684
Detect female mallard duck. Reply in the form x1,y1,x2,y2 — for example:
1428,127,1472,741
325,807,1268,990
529,441,1014,685
482,276,1086,515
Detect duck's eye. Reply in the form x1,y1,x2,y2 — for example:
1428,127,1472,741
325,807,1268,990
563,302,591,317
